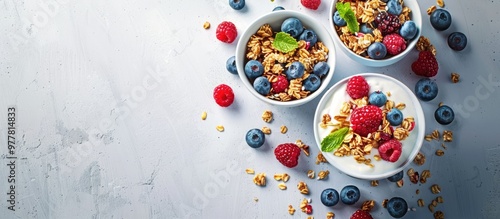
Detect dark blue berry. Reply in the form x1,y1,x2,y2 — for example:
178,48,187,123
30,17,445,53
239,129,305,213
333,11,346,27
281,17,304,38
415,78,438,101
387,170,404,182
430,9,452,31
245,60,264,79
387,0,402,15
303,74,321,92
273,6,285,11
313,62,329,78
229,0,245,10
387,108,403,126
320,188,340,207
448,32,467,51
253,76,271,95
226,56,237,74
286,61,305,80
387,197,408,218
368,91,387,107
400,20,418,40
340,185,360,205
299,29,318,47
435,105,455,125
245,128,265,148
360,24,374,34
367,42,387,60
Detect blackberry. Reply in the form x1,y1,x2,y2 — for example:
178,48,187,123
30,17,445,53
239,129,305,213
375,12,401,35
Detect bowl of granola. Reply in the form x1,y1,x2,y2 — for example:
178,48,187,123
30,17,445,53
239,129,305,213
313,73,425,180
236,10,336,107
330,0,422,67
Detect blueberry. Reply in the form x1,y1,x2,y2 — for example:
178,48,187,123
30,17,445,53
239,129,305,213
253,76,271,95
400,20,418,40
320,188,340,207
285,61,305,80
228,0,245,10
386,108,403,126
368,91,387,107
273,6,285,11
360,23,374,34
303,74,321,92
387,170,404,182
226,56,238,74
448,32,467,51
245,128,265,148
340,185,360,205
430,9,452,31
387,0,402,15
435,105,455,125
299,29,318,47
387,197,408,218
333,11,346,27
415,78,438,101
367,42,387,60
281,17,304,38
245,60,264,79
313,61,330,78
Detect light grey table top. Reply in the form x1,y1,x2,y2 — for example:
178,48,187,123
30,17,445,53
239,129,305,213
1,0,499,218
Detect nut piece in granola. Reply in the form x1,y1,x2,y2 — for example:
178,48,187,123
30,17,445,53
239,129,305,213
315,153,328,164
451,72,460,83
253,173,266,186
262,110,273,123
307,170,315,179
297,181,309,195
317,170,330,180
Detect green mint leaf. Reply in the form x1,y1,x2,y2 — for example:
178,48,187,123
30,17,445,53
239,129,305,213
273,32,299,53
321,127,349,152
336,2,359,33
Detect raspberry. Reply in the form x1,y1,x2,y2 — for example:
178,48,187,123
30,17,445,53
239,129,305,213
411,51,439,77
374,12,401,35
272,75,289,93
274,143,301,168
301,0,321,10
350,105,383,137
346,76,369,99
383,34,407,56
213,84,234,107
350,209,374,219
305,205,313,214
378,139,402,162
216,21,237,43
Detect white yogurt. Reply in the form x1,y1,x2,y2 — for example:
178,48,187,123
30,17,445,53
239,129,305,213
315,74,425,179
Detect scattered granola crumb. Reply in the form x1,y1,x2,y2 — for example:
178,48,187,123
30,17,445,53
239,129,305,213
315,153,328,164
299,198,309,212
278,183,287,190
437,0,445,8
382,199,388,208
262,110,273,123
418,198,425,207
203,21,210,29
434,210,445,219
439,102,444,107
288,205,295,215
435,149,445,156
396,179,404,187
216,125,224,132
280,125,288,134
431,184,441,194
245,168,255,174
361,200,375,212
297,181,309,195
427,5,437,15
253,173,266,186
261,126,271,135
307,170,315,179
413,152,426,166
416,189,420,195
371,180,379,187
443,130,453,142
326,211,335,219
201,111,207,120
254,197,259,202
296,139,310,156
317,170,330,180
451,72,460,83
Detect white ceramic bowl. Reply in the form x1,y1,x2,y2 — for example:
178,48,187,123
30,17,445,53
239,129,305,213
329,0,422,67
313,73,425,180
236,10,336,107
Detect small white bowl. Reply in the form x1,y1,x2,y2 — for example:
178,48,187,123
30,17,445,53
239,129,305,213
313,73,425,180
236,10,336,107
329,0,422,67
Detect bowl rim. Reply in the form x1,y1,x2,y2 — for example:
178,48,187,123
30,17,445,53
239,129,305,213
235,10,336,107
313,73,425,180
328,0,422,67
